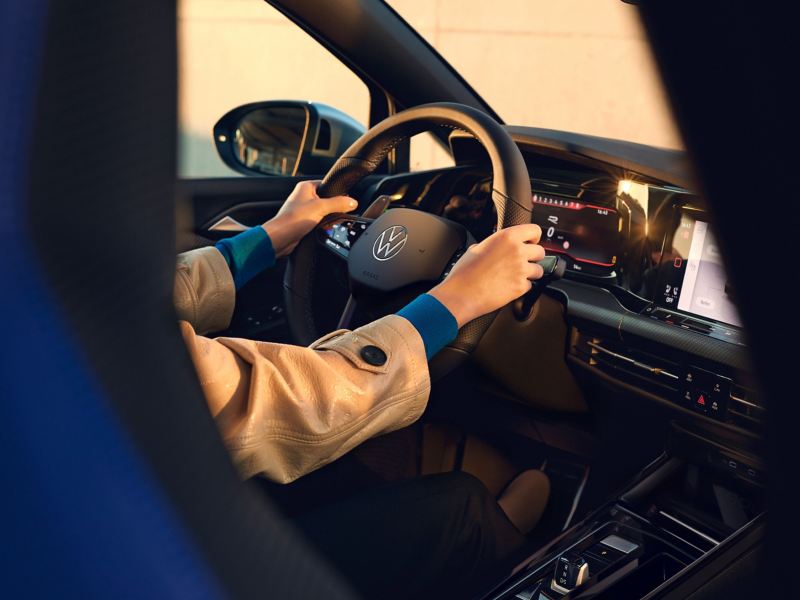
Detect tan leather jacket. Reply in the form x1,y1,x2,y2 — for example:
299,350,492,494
174,246,430,483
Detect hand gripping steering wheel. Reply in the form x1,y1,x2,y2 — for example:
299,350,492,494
283,102,537,378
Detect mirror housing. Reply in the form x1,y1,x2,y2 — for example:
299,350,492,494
213,100,365,176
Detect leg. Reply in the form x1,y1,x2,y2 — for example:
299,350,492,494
249,451,384,518
292,471,527,599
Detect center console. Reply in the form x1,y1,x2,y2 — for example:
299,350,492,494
484,425,765,599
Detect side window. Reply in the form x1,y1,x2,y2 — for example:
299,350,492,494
178,0,370,178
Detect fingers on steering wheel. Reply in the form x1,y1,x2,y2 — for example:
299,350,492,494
507,223,542,243
524,242,546,262
526,261,545,280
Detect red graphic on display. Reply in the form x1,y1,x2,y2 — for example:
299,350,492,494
533,194,618,267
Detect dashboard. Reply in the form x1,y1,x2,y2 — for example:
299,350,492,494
364,129,761,437
374,164,742,340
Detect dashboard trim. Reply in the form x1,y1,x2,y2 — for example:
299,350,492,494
451,126,692,189
548,279,750,372
567,356,759,441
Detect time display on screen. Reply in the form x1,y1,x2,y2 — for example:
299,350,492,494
532,194,620,269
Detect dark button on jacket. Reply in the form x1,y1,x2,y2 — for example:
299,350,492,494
360,345,387,366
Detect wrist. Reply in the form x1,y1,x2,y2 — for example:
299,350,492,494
262,218,294,258
428,281,478,328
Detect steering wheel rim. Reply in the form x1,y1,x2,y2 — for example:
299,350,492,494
284,102,532,375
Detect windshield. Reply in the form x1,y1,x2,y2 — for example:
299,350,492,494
388,0,682,150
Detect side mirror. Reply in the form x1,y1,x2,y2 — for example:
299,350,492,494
213,101,365,176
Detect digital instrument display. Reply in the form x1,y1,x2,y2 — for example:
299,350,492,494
532,193,619,271
656,211,741,327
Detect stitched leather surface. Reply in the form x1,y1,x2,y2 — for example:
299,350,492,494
318,104,531,209
283,232,323,346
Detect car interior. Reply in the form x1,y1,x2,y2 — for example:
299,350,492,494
6,0,791,599
175,3,766,598
188,112,765,599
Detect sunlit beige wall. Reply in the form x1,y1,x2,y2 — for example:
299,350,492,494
179,0,681,177
178,0,371,177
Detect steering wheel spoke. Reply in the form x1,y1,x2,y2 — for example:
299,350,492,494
336,294,357,329
440,247,467,281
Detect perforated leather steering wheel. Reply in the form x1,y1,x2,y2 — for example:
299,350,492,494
283,102,532,376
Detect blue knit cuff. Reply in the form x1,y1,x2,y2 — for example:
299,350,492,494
396,293,459,360
215,226,276,290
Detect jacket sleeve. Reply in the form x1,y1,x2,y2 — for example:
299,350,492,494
174,246,431,482
180,316,430,482
174,246,236,335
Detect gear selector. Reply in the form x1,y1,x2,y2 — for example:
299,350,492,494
551,552,589,594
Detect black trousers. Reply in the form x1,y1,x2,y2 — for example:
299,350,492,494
288,472,527,599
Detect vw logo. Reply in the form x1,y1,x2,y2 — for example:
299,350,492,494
372,225,408,261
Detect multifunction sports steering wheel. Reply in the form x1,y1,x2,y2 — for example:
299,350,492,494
283,103,539,376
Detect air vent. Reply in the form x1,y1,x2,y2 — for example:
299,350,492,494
727,384,765,428
573,331,680,397
571,329,764,432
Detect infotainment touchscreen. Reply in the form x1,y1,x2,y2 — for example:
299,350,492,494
656,210,741,327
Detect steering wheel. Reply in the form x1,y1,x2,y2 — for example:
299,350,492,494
283,102,533,377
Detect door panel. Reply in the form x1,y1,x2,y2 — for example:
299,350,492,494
177,177,308,342
179,177,306,245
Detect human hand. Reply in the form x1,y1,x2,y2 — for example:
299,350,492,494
428,224,545,327
263,180,358,257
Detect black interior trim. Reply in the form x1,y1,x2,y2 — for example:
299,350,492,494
639,4,792,595
548,281,749,371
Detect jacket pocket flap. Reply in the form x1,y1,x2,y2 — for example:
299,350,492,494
312,331,391,374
